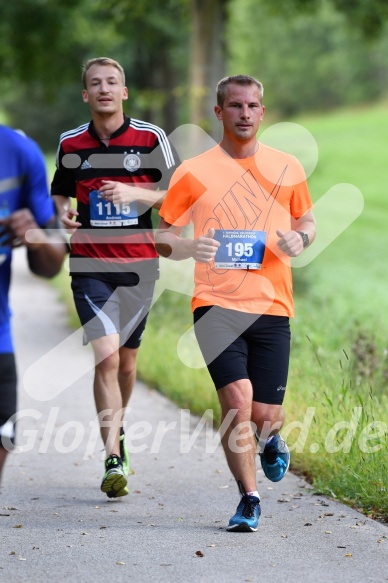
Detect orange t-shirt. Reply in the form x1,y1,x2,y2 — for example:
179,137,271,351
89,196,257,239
159,144,313,317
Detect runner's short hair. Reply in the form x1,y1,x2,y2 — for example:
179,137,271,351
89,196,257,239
82,57,126,88
216,75,264,107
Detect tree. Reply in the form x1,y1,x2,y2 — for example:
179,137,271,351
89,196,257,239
0,0,109,92
189,0,228,138
102,0,231,136
0,0,126,147
99,0,190,133
260,0,388,38
227,0,388,117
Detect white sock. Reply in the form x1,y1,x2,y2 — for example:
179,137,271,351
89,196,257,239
246,490,260,499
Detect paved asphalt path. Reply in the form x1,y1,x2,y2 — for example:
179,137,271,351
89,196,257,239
1,249,387,583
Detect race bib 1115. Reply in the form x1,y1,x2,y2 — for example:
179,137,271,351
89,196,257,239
89,190,138,226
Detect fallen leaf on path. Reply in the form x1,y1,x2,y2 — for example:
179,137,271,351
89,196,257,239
195,550,204,557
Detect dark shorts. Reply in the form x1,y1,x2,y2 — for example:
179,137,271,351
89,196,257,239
193,306,291,405
71,276,155,349
0,352,17,448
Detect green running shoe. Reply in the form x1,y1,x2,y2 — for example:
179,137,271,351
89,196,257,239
101,454,128,498
120,428,131,476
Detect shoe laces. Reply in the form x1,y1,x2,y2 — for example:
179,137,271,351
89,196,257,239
105,454,121,469
239,495,260,519
261,443,278,464
237,480,260,518
261,435,281,464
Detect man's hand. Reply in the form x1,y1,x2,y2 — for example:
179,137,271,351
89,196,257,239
99,180,138,204
192,228,220,263
99,180,165,210
0,209,45,248
60,208,82,234
156,220,220,262
276,229,304,257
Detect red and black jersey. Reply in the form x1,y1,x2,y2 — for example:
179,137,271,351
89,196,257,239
51,115,177,284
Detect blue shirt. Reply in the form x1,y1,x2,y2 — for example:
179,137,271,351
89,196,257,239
0,126,55,353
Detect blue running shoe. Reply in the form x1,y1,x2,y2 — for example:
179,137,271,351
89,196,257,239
227,493,261,532
259,433,290,482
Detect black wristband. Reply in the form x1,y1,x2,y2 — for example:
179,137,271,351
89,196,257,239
296,231,309,248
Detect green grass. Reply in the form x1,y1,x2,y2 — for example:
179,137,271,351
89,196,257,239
280,103,388,520
50,101,388,521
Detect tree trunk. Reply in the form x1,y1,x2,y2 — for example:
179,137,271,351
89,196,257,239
189,0,227,141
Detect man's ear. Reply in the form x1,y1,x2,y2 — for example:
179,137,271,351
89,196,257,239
122,86,128,101
82,89,89,104
214,105,223,120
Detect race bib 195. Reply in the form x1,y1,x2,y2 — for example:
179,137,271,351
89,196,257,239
89,190,138,226
214,229,266,269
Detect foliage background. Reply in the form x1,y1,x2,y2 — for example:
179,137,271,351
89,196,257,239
1,0,388,148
